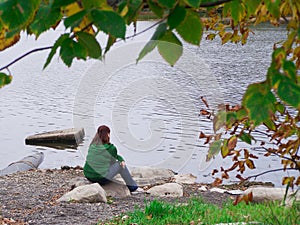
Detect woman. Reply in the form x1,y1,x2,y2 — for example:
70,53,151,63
83,125,143,193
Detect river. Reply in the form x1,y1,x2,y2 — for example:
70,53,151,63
0,21,295,186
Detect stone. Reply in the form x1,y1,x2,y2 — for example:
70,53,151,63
69,177,92,189
25,128,85,146
147,183,183,197
173,174,197,184
58,183,107,203
244,187,300,206
102,181,131,198
198,186,208,192
127,166,175,186
69,177,130,198
210,187,227,193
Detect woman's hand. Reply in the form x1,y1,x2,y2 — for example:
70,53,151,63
120,161,126,168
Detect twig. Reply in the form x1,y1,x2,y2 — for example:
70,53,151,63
246,168,297,180
200,0,233,7
0,46,53,71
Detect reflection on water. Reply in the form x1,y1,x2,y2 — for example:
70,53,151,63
0,22,294,185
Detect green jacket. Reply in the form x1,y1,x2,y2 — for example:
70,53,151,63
83,143,124,180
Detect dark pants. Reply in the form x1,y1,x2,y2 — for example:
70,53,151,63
89,162,138,192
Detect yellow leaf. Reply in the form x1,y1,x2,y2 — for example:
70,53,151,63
245,159,255,169
0,28,20,51
120,5,129,17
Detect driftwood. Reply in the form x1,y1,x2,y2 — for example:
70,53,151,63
0,152,44,176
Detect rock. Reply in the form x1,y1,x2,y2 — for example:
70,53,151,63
147,183,183,197
68,177,130,198
198,186,208,192
210,187,227,193
244,187,300,206
69,177,92,189
210,187,244,195
173,174,197,184
58,183,107,203
25,128,85,146
128,166,175,186
102,181,131,198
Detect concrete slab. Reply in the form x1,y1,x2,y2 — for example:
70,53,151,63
25,128,85,146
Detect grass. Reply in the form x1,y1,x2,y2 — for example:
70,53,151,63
100,198,300,225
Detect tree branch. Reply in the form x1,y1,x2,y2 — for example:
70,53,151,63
246,168,297,180
0,46,53,71
200,0,233,7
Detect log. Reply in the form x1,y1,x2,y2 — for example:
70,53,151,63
0,152,44,176
25,128,85,146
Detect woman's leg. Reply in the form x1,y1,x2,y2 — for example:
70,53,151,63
105,162,138,192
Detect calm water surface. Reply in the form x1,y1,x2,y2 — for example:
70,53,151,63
0,22,294,185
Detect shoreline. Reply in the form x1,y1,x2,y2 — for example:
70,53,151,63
0,168,233,225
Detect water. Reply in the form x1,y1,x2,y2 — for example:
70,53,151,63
0,22,295,186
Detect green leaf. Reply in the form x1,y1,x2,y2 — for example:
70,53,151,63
230,0,244,25
239,132,252,145
184,0,201,8
137,23,167,62
43,34,69,69
277,75,300,109
64,10,88,29
104,35,116,54
0,72,12,88
91,9,126,39
226,111,237,129
265,0,280,18
60,38,87,67
176,9,203,45
167,5,186,29
82,0,107,9
213,110,226,133
283,60,297,82
29,0,62,37
121,0,143,24
221,139,229,158
77,32,102,59
246,0,260,16
264,119,277,131
242,82,277,126
157,0,176,9
0,0,40,31
207,140,222,161
147,0,164,18
157,31,183,66
52,0,77,9
236,108,248,120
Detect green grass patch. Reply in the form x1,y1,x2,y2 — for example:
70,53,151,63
101,198,300,225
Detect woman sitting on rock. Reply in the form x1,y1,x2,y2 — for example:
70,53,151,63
83,125,143,194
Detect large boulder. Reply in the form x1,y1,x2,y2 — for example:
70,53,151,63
69,177,130,198
244,187,300,206
102,181,131,198
147,183,183,197
58,183,107,203
128,166,175,186
173,174,196,184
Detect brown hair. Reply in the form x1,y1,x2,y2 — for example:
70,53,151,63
90,125,110,145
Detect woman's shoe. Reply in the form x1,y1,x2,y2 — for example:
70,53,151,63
131,187,144,195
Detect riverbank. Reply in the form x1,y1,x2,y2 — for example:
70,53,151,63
0,168,232,225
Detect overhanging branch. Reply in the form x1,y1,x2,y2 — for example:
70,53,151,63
246,168,298,181
0,46,53,72
200,0,233,7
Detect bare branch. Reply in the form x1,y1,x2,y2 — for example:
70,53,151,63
246,168,297,180
200,0,233,7
0,46,53,72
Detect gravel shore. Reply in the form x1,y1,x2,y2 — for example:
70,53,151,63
0,168,231,225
